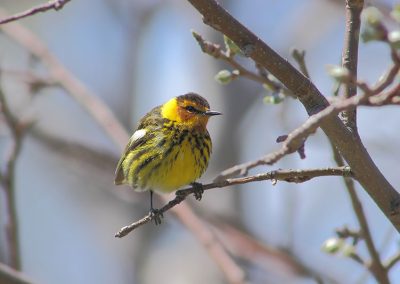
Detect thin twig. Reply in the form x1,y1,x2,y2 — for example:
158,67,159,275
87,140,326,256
385,252,400,271
291,49,310,78
329,142,389,283
340,0,363,132
0,0,71,25
115,167,352,237
366,84,400,106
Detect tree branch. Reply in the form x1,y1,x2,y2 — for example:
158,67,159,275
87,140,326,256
329,142,389,283
0,0,71,25
385,251,400,271
340,0,363,132
291,49,310,78
187,0,400,232
115,167,352,237
336,1,390,283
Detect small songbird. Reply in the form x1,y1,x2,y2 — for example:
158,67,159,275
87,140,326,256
114,93,221,223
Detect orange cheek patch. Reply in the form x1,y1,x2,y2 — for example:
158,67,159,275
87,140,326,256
177,107,194,121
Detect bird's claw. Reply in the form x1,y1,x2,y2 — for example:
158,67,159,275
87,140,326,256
149,208,163,225
192,182,204,201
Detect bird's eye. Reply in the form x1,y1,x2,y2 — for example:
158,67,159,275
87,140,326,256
185,106,197,113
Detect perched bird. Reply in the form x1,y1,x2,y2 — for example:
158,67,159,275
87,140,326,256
114,93,221,223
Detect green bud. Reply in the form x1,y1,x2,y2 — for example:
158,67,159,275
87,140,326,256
215,70,233,84
321,237,344,254
361,26,383,43
389,31,400,49
362,7,383,27
326,65,350,82
223,35,242,56
262,83,274,91
342,244,356,257
263,92,285,104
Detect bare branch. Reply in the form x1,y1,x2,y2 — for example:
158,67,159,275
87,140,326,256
385,251,400,271
330,141,389,283
0,0,71,25
340,0,363,131
337,1,390,283
291,49,310,78
115,167,352,237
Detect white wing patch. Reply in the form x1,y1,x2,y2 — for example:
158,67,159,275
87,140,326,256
131,129,147,142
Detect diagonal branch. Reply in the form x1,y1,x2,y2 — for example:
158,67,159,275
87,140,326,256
0,0,71,25
115,167,352,237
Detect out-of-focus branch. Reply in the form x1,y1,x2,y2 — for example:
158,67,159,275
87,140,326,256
0,0,71,25
212,222,337,284
0,87,28,270
115,167,352,237
0,263,35,284
0,8,129,148
1,69,58,94
0,9,246,284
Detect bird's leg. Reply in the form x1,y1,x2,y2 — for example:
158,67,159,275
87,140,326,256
191,182,204,201
149,190,163,225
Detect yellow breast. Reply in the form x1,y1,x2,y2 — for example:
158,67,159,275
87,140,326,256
148,138,207,193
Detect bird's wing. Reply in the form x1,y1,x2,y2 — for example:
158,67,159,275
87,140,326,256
114,106,162,185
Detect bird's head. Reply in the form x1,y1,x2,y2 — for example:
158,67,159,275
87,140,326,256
161,93,221,130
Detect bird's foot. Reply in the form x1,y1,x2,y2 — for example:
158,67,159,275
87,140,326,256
149,208,163,225
191,182,204,201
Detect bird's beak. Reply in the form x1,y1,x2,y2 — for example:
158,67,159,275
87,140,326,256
204,110,222,116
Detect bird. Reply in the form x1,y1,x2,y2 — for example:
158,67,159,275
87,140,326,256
114,93,221,224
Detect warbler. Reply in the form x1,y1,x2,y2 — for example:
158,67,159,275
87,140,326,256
114,93,221,223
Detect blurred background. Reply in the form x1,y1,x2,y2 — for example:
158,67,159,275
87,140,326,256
0,0,399,283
